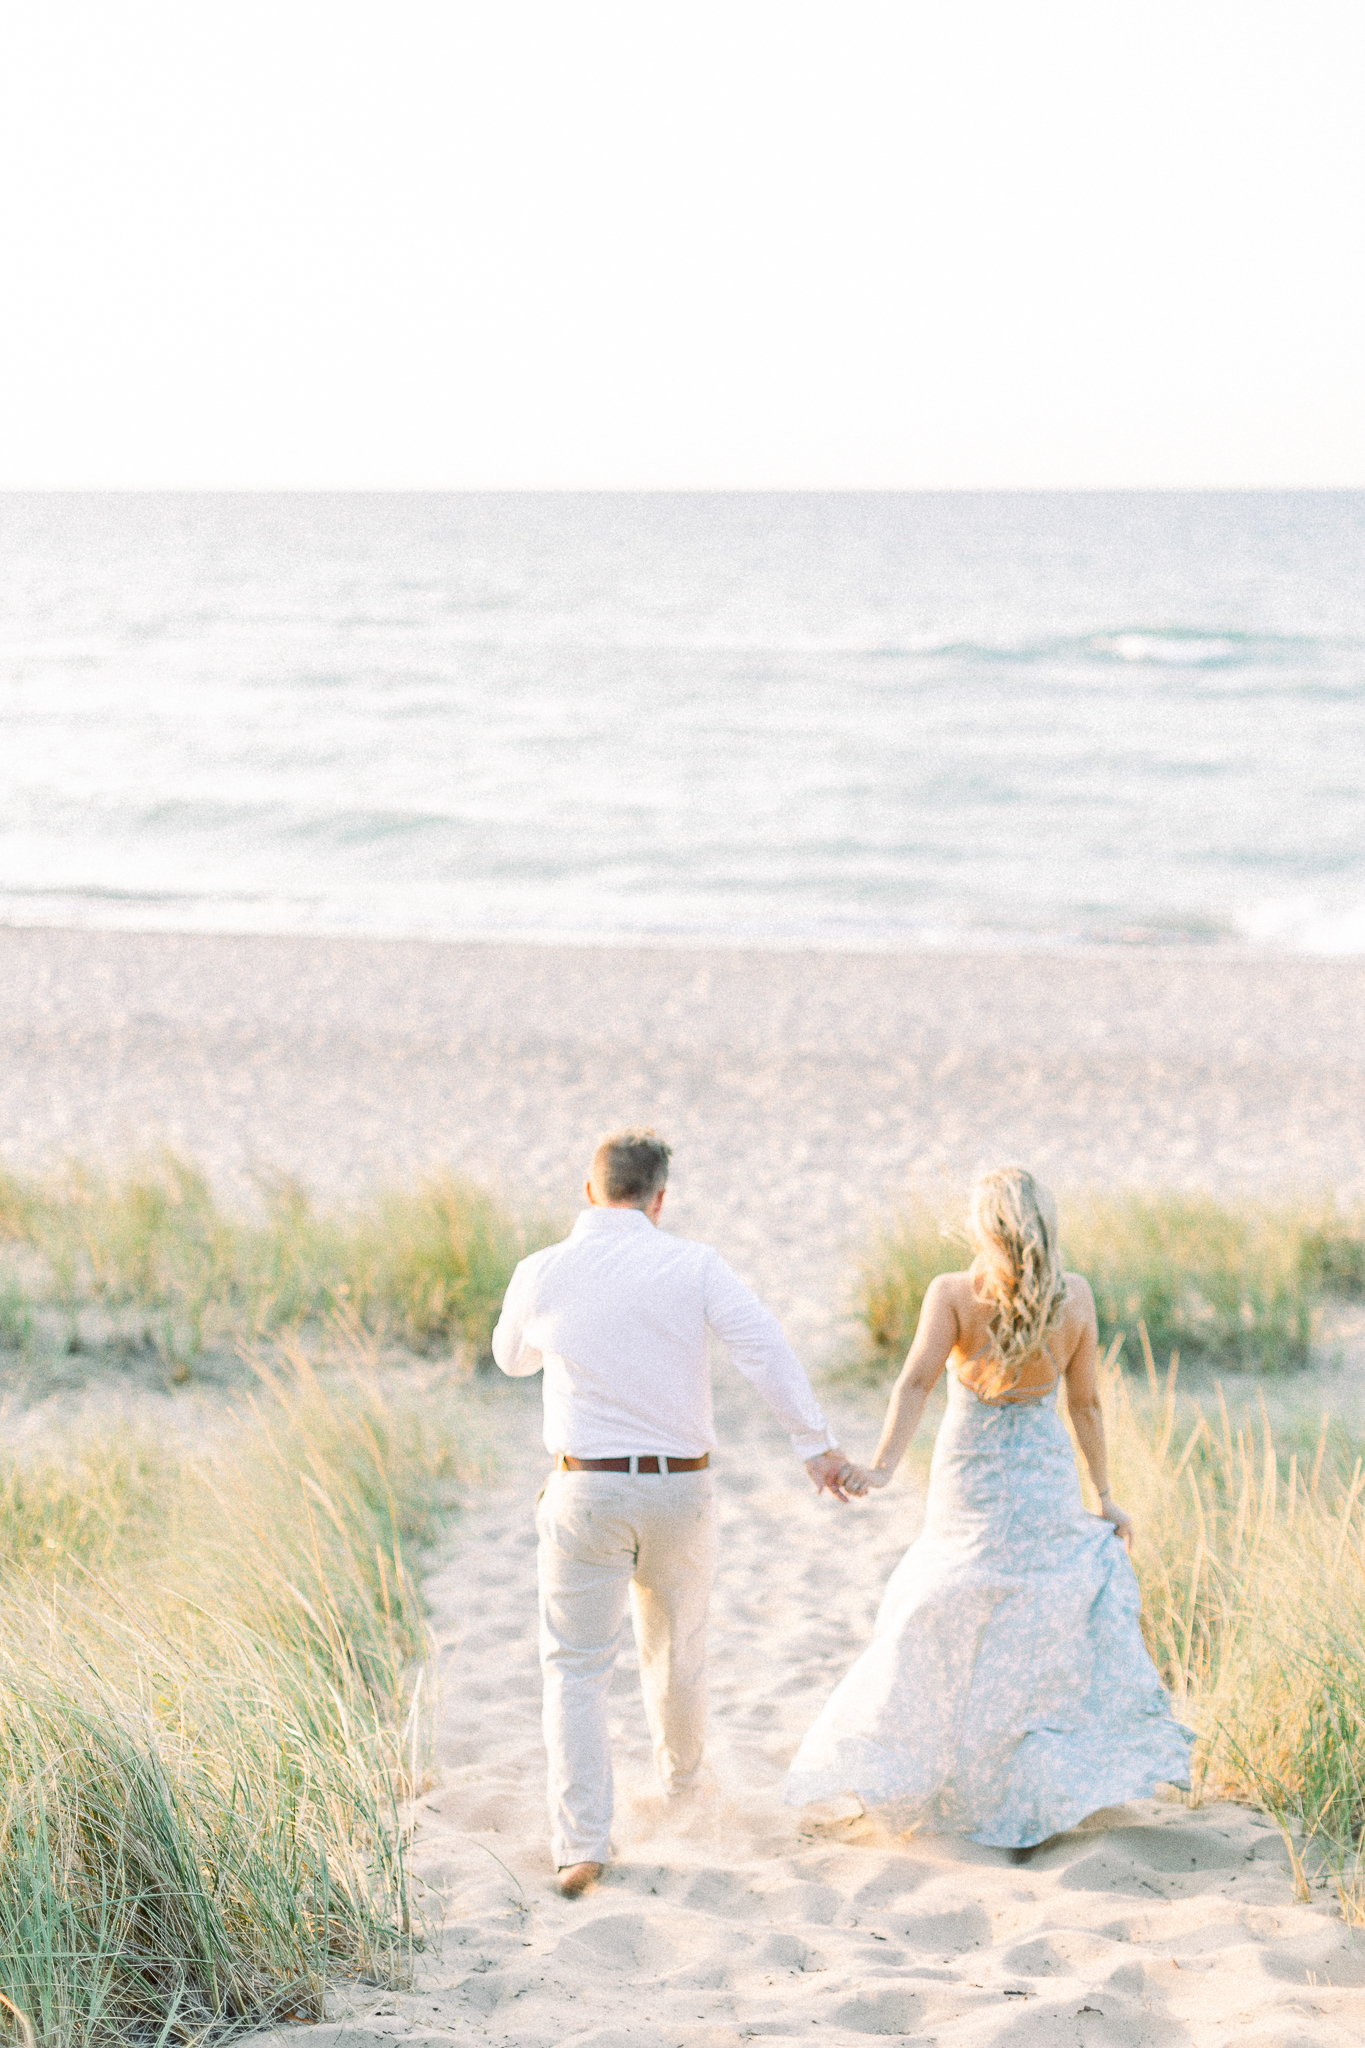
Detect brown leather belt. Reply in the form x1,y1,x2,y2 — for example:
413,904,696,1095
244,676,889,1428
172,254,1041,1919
555,1453,710,1474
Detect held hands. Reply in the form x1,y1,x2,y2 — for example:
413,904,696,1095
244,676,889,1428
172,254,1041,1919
804,1450,860,1502
804,1451,891,1501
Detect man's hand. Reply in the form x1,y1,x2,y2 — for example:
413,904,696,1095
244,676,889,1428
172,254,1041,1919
805,1449,859,1502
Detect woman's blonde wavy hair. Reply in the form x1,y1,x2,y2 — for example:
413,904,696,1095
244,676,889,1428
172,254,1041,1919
966,1167,1069,1396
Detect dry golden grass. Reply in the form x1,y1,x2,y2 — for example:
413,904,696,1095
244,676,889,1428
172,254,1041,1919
0,1151,557,1377
853,1187,1365,1378
0,1329,471,2046
1095,1330,1365,1916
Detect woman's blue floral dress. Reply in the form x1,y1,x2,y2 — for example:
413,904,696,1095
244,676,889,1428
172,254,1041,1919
784,1369,1196,1848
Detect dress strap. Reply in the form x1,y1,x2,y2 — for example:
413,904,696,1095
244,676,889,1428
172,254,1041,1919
951,1352,1061,1408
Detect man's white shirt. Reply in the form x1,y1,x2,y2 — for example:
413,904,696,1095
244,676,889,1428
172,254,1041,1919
491,1205,835,1461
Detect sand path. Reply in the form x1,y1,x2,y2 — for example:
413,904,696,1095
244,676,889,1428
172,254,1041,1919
260,1366,1365,2048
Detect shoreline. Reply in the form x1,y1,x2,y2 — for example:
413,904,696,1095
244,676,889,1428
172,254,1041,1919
2,912,1355,960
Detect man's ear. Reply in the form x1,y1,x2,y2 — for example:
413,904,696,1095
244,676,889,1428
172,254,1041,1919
585,1178,599,1206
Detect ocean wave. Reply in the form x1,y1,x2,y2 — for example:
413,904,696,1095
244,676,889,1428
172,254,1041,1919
918,626,1332,670
2,613,1339,673
1082,629,1277,667
4,496,1362,961
1236,895,1365,956
366,619,1341,670
8,880,1356,957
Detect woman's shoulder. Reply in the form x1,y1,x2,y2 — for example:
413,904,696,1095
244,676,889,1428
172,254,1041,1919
1061,1271,1097,1324
926,1268,976,1307
925,1269,985,1335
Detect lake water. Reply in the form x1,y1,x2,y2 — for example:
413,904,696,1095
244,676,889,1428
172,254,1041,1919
2,491,1362,952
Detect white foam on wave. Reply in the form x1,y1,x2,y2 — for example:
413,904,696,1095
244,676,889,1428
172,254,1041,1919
1237,894,1365,955
1094,630,1247,665
0,883,1321,956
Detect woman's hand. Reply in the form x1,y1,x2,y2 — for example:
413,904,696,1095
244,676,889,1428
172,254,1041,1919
1099,1493,1134,1552
839,1463,892,1495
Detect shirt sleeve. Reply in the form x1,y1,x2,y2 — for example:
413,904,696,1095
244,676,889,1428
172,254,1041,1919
491,1256,545,1377
702,1250,835,1459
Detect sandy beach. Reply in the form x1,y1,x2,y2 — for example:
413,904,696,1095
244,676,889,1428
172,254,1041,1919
3,925,1363,1360
6,924,1365,2045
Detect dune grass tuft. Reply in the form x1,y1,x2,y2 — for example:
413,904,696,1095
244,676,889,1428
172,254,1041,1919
854,1197,963,1377
852,1188,1365,1376
1103,1333,1365,1916
0,1336,467,2046
0,1152,554,1375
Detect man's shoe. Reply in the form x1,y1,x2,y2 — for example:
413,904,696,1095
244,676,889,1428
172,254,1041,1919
556,1861,603,1897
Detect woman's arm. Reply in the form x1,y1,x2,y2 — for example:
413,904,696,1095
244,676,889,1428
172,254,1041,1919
857,1275,960,1489
1061,1276,1133,1549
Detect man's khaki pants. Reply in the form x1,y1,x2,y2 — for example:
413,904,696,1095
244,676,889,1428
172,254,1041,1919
536,1467,718,1869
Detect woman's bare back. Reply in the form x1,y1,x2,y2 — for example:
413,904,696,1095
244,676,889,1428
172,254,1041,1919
939,1268,1091,1403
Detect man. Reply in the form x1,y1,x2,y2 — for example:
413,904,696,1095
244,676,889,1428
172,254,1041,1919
492,1127,855,1896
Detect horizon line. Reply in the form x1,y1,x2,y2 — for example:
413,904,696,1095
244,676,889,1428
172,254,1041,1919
3,482,1365,498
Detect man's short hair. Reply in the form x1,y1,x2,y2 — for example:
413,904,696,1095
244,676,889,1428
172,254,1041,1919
590,1128,672,1207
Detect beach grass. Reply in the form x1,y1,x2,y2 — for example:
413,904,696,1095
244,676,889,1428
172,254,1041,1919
0,1151,553,1377
0,1330,467,2046
1103,1333,1365,1917
853,1189,1365,1376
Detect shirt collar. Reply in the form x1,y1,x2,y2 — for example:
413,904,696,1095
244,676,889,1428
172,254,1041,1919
571,1205,655,1235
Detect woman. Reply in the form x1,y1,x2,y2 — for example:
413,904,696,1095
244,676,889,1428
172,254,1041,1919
785,1167,1194,1849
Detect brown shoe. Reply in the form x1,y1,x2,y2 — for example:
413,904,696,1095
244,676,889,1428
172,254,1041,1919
556,1860,604,1897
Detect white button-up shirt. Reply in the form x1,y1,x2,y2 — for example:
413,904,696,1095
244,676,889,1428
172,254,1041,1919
491,1206,835,1462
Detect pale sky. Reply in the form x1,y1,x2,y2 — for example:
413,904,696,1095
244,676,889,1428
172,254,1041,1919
2,2,1362,490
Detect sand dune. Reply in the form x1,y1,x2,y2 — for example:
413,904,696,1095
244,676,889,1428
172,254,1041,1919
250,1367,1365,2048
6,926,1365,2042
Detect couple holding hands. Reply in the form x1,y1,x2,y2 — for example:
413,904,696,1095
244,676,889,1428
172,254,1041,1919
492,1130,1193,1896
